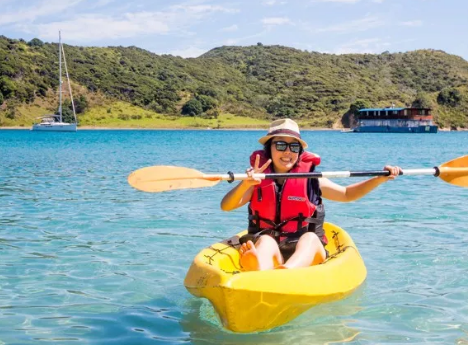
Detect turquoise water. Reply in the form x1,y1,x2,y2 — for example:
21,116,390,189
1,129,467,345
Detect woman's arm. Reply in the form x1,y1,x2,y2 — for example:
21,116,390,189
320,165,402,202
220,181,256,211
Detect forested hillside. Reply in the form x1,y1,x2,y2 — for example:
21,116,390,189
1,36,467,128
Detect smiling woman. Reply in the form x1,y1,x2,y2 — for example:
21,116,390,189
220,118,402,271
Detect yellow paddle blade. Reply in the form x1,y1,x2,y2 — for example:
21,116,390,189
439,155,468,187
128,166,221,192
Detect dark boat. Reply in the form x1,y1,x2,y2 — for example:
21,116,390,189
352,107,438,133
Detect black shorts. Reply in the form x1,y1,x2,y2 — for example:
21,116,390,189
239,233,328,262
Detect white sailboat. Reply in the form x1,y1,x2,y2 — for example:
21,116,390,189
32,32,77,132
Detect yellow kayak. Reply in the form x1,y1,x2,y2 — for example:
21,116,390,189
184,222,367,333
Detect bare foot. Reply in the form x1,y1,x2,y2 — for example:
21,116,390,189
239,240,260,271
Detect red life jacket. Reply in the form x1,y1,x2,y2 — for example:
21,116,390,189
248,150,321,236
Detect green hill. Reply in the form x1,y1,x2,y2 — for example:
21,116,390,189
1,36,467,129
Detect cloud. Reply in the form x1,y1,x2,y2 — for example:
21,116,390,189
169,46,207,58
316,16,383,33
333,38,390,54
90,0,115,7
310,0,361,3
26,13,170,42
11,2,240,43
262,17,291,26
0,0,83,25
221,24,239,32
170,4,239,14
399,20,423,27
224,30,269,45
262,0,288,5
332,37,417,55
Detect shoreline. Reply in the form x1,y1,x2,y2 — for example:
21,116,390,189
0,126,339,131
0,124,461,131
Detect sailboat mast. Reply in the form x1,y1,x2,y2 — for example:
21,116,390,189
58,31,62,123
62,42,77,124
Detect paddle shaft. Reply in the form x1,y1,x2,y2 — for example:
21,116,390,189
128,155,468,192
202,168,441,182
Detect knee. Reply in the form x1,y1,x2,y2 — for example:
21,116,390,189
299,232,321,245
256,235,277,246
298,232,326,261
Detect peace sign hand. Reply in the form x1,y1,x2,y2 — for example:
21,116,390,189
244,154,271,187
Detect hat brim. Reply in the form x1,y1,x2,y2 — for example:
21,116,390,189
259,134,308,149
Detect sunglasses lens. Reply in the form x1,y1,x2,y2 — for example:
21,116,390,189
290,143,301,153
275,142,287,151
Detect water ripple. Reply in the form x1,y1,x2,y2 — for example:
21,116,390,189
1,130,467,344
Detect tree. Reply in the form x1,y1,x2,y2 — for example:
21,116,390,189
196,86,219,99
196,95,217,112
74,95,89,114
266,98,297,118
437,88,462,107
349,99,371,115
411,92,432,108
60,99,75,123
0,76,16,99
181,98,203,116
154,85,180,112
27,38,44,47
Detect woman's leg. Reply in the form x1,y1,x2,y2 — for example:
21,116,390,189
239,235,283,271
277,232,326,269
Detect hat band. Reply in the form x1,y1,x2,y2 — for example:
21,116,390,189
268,129,301,139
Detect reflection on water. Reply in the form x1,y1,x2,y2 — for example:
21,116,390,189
181,287,365,345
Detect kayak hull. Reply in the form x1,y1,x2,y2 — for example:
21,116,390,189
184,222,367,333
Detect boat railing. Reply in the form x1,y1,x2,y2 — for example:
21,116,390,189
359,119,435,128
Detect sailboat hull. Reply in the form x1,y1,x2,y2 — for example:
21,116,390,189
32,123,77,132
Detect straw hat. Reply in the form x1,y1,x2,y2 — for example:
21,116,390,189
258,118,308,149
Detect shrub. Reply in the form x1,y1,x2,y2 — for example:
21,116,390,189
181,98,203,116
437,88,462,107
5,108,16,119
196,95,217,112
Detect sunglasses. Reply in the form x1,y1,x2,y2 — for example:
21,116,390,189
272,141,301,153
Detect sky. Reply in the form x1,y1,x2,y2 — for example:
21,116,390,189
0,0,467,61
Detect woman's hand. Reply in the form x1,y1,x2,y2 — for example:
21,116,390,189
383,165,403,180
244,154,271,187
220,155,272,211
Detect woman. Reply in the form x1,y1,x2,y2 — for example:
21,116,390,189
221,118,402,271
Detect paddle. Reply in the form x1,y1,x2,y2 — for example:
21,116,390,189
128,155,468,193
